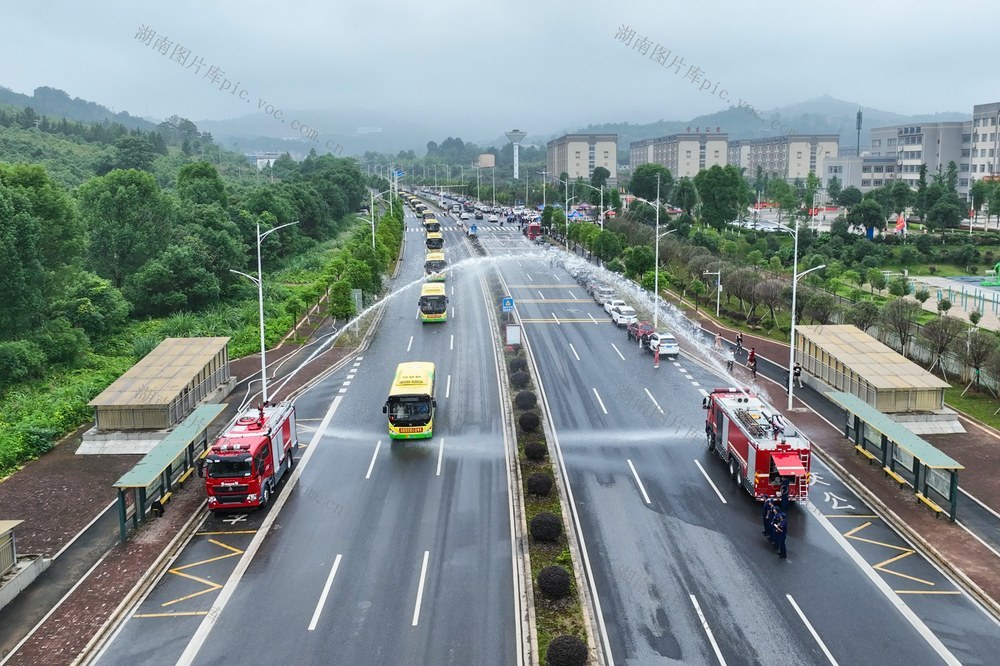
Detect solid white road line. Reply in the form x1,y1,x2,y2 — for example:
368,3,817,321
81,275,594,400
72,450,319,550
53,498,117,560
592,388,608,415
690,594,728,665
698,388,709,397
526,272,533,282
611,343,625,361
957,520,1000,560
446,375,452,399
451,306,455,319
365,440,382,480
803,501,961,665
786,594,839,665
176,395,343,666
694,459,728,504
436,437,446,476
308,554,343,631
450,334,454,351
552,313,561,326
644,388,664,414
588,313,599,325
537,290,546,300
959,486,1000,521
407,336,414,352
412,550,430,626
569,291,578,300
569,343,580,361
627,459,652,505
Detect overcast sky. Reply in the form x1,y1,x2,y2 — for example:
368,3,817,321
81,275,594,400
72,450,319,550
2,0,996,144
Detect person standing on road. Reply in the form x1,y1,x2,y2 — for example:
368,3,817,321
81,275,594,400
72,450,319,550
749,357,758,381
735,332,744,354
653,346,660,368
793,362,803,389
746,347,756,367
762,497,776,541
714,332,723,350
773,510,788,559
779,482,790,513
727,349,735,372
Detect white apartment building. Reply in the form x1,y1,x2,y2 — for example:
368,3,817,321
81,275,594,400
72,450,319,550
629,131,727,178
870,122,966,195
729,135,839,182
630,138,654,170
970,103,1000,196
546,134,618,182
822,154,898,192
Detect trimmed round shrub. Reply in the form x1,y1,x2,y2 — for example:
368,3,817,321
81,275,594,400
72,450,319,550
546,635,588,666
524,441,547,461
537,565,571,600
515,390,537,410
519,411,540,433
509,356,528,373
529,512,563,543
526,472,553,496
510,370,530,388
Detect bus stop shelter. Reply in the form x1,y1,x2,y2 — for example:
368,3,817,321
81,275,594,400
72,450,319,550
828,391,963,521
113,404,226,541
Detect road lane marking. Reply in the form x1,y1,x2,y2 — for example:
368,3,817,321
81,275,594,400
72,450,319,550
446,375,452,399
697,388,709,397
308,554,343,631
525,272,533,281
569,344,580,361
552,313,561,325
412,550,430,626
691,381,700,387
627,459,652,505
895,590,962,595
176,395,344,665
365,440,382,480
592,388,608,415
787,594,838,665
161,539,243,607
611,343,625,361
342,380,351,386
133,611,208,618
537,290,546,300
569,291,578,300
644,388,664,414
690,594,727,665
587,313,599,325
437,438,445,476
957,519,1000,560
694,460,727,504
450,334,454,351
407,336,414,352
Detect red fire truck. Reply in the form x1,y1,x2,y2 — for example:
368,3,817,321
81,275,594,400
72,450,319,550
702,387,810,502
202,402,298,511
525,221,542,240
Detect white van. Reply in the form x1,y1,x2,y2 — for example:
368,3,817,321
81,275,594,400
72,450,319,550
594,287,615,305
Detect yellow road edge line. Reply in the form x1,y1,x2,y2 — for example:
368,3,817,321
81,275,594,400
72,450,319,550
894,590,962,595
846,534,914,553
873,552,935,587
133,611,209,618
842,521,873,538
160,539,245,607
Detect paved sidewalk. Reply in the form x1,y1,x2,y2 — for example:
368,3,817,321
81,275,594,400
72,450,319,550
689,311,1000,616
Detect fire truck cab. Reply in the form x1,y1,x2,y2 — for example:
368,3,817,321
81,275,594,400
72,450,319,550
203,402,297,511
703,387,810,502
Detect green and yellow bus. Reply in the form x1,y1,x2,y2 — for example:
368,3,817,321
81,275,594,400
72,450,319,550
424,250,447,281
424,218,441,233
425,230,444,250
383,362,436,439
418,282,448,322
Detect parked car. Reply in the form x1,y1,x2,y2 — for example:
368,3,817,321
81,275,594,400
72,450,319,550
585,278,606,296
604,298,627,316
594,286,615,306
627,320,655,342
611,306,637,327
460,212,472,220
645,332,680,359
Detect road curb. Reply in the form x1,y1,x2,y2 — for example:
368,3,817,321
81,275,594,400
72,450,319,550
812,443,1000,623
73,501,208,665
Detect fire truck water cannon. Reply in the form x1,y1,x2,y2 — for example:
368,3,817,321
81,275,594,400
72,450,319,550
702,387,811,502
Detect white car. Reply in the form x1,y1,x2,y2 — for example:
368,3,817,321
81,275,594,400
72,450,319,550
594,287,615,306
611,305,637,327
604,298,627,316
460,212,471,220
647,332,680,359
488,214,499,223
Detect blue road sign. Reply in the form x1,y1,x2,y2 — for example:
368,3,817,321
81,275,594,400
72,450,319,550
393,169,405,178
501,297,514,313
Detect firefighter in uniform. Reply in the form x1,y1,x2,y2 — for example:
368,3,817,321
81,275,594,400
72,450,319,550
762,497,776,541
773,510,788,559
779,482,790,513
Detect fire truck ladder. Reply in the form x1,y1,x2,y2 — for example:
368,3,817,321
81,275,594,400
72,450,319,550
797,451,810,498
733,408,767,440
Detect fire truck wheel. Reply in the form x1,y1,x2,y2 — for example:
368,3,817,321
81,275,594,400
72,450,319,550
287,451,294,470
707,433,715,451
728,457,739,482
261,483,271,508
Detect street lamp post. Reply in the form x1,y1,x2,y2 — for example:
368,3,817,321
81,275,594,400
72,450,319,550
231,220,299,404
578,182,605,230
370,188,393,249
631,176,678,330
703,270,721,317
492,166,496,207
787,263,826,408
477,167,481,202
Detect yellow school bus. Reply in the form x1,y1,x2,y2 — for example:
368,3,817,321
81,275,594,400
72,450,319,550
424,251,447,281
425,230,444,250
383,362,436,439
418,282,448,322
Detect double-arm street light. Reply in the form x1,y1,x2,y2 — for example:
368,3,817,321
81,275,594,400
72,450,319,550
370,188,394,250
231,220,299,404
773,221,826,409
703,270,721,317
633,174,677,330
577,181,605,230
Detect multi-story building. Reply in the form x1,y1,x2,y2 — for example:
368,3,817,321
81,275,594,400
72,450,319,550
546,133,618,182
630,138,654,170
870,122,966,194
822,154,898,192
970,103,1000,196
629,131,728,178
729,135,839,182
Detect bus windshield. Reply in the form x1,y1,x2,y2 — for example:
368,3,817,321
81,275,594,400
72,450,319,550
387,395,433,426
425,259,447,273
419,295,447,314
424,221,441,233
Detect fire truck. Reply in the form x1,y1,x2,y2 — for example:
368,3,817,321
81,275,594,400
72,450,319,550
702,387,810,502
202,402,298,511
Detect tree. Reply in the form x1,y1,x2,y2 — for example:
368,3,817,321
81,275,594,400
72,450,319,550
113,134,158,172
920,315,965,379
879,298,923,357
630,163,673,202
609,188,622,215
672,177,698,216
866,268,888,294
591,166,610,189
50,270,130,340
622,245,654,278
963,330,997,390
945,160,959,193
754,279,785,324
0,187,46,337
914,287,931,305
847,300,881,332
76,169,175,288
693,165,742,230
837,186,863,209
176,161,227,206
804,291,838,325
328,280,355,319
925,196,964,238
766,179,797,223
914,163,929,220
592,230,624,262
122,244,221,316
826,175,842,203
937,298,952,316
687,277,706,311
889,179,913,214
846,199,886,239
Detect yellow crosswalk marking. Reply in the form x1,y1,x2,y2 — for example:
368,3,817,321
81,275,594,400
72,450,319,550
160,538,244,607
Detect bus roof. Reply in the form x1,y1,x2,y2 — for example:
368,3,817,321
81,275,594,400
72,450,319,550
420,282,447,296
426,230,443,239
389,361,435,396
425,251,445,261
